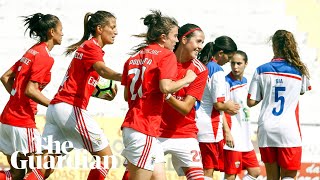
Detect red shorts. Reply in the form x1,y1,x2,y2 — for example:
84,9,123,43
259,147,302,170
199,140,224,171
224,149,259,174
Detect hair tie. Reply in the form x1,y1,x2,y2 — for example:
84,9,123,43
180,28,201,40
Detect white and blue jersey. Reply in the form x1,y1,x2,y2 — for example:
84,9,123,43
224,73,254,152
248,58,311,147
196,59,226,143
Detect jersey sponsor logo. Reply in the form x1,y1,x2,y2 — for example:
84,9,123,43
20,57,31,65
88,76,98,87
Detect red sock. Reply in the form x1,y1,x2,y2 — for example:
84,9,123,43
87,164,109,180
23,169,44,180
0,170,12,180
185,167,204,180
122,169,129,180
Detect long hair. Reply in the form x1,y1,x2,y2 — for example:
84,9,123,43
65,11,115,55
130,10,178,55
22,13,60,42
272,30,310,78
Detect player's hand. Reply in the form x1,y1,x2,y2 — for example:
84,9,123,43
225,100,240,115
102,84,118,101
184,70,197,84
224,131,234,148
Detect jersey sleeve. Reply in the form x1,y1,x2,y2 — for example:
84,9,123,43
208,70,226,103
158,52,177,80
30,54,54,83
121,60,129,86
10,60,20,73
82,43,104,71
186,69,208,100
300,75,311,94
248,70,262,101
225,80,231,101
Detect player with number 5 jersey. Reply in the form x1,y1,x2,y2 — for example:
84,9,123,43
247,30,311,179
121,10,197,180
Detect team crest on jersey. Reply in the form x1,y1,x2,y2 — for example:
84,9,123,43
235,161,240,168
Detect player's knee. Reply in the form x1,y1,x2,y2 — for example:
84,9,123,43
248,167,261,178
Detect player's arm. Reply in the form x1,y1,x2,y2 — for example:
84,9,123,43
93,61,122,81
159,70,197,94
165,94,196,116
222,113,234,148
25,81,50,107
124,86,128,102
214,100,240,115
1,69,15,94
247,99,260,107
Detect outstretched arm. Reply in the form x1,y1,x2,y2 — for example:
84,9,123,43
93,61,122,81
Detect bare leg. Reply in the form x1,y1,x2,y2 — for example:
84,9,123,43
265,162,280,180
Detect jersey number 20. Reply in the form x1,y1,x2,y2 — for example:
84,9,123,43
272,86,286,116
128,67,146,100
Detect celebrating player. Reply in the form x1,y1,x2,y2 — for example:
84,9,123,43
158,23,207,180
195,37,240,179
24,11,122,180
247,30,311,179
0,13,63,180
223,51,260,180
121,10,197,180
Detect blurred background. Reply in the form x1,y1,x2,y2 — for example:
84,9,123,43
0,0,319,179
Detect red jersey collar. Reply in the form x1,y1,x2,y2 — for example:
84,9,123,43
211,57,217,63
271,58,285,62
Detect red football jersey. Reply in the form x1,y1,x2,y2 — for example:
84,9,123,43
1,42,54,128
159,59,208,138
121,43,178,137
51,38,104,109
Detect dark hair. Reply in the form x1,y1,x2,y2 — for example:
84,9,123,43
22,13,60,42
234,50,248,63
65,11,115,55
131,10,178,55
174,23,202,52
272,30,310,78
198,36,237,65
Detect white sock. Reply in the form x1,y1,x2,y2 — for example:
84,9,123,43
282,177,294,180
242,174,257,180
204,176,213,180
